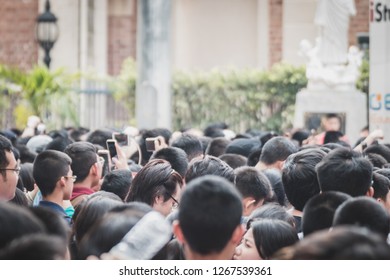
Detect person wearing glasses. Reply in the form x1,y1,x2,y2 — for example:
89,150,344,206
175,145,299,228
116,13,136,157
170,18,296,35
32,150,75,224
0,135,19,201
125,159,183,217
64,142,105,209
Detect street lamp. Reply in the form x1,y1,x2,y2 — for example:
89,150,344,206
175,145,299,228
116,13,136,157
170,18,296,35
36,0,59,68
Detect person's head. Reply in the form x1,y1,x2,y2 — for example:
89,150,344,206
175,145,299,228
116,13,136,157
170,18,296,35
77,202,155,259
258,136,298,170
316,147,374,197
150,147,188,178
32,150,73,199
0,202,46,250
174,175,243,259
302,191,351,237
234,166,272,216
274,226,390,260
372,172,390,212
282,148,326,211
322,113,341,132
323,131,345,144
363,144,390,163
19,162,35,192
44,132,74,152
64,142,103,186
206,137,230,157
101,169,133,201
72,191,123,249
0,233,69,260
125,159,183,216
263,169,288,207
247,148,262,167
15,143,37,164
366,153,387,169
234,219,298,260
247,203,296,230
375,168,390,181
29,206,71,245
225,138,261,158
86,129,112,148
171,133,203,162
219,153,247,169
185,155,235,184
0,135,19,201
138,128,172,165
26,135,52,154
291,129,310,147
333,197,390,240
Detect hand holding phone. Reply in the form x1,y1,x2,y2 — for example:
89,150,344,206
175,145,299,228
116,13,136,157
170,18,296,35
98,149,110,177
145,136,167,152
107,139,129,170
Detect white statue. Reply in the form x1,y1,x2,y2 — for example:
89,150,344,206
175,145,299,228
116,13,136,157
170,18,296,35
300,0,361,91
314,0,356,65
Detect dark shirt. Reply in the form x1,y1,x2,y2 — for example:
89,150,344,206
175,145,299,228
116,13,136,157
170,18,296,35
38,200,72,225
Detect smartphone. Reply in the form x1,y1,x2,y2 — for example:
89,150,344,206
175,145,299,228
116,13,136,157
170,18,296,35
113,132,129,147
97,149,110,177
106,139,118,159
145,137,159,152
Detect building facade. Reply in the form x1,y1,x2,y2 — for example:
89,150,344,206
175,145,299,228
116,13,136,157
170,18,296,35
0,0,369,75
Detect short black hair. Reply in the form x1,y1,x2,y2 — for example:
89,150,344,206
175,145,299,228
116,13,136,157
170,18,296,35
64,142,97,183
302,191,351,237
234,166,272,203
282,148,326,211
259,136,297,165
316,147,373,197
333,197,390,240
150,147,188,178
179,175,242,255
33,150,72,196
185,155,234,184
171,133,203,162
0,135,13,170
101,169,133,201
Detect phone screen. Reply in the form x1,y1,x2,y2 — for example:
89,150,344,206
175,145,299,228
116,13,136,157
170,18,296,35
106,140,118,159
113,133,129,147
145,137,158,152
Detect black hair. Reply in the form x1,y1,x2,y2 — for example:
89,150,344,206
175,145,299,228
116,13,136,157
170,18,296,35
179,175,242,255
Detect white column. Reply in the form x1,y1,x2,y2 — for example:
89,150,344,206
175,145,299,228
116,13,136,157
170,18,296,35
136,0,172,130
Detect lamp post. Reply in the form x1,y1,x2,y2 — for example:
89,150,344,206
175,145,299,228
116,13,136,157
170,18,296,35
36,0,59,68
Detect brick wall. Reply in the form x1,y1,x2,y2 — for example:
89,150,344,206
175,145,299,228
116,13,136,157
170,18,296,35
349,0,369,46
0,0,38,71
107,2,137,76
269,0,283,67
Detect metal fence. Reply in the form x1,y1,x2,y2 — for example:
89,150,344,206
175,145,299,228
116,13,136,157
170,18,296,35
0,82,131,131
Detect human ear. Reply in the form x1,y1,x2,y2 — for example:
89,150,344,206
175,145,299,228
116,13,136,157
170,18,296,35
173,220,186,244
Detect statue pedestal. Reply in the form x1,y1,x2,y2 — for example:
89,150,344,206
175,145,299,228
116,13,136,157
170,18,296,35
294,89,367,146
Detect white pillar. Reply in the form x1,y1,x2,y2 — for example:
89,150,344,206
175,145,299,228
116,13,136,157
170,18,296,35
136,0,172,130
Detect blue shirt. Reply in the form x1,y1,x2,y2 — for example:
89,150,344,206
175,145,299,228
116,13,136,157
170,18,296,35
38,200,72,225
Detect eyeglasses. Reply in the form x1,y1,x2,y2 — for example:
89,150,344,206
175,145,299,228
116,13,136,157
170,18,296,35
63,175,77,182
0,167,21,175
166,192,180,209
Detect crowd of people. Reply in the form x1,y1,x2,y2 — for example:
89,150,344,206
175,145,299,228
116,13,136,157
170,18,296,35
1,113,390,260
